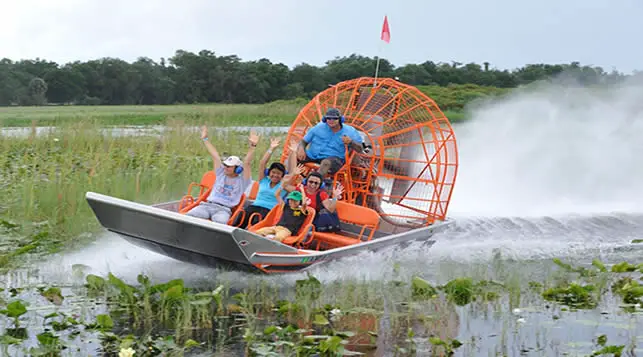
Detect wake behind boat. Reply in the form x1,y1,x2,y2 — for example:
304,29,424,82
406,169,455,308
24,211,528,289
85,77,460,274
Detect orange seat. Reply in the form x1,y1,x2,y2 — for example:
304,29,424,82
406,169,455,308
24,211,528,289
312,200,379,249
248,181,260,200
248,204,316,247
178,170,247,227
178,171,217,213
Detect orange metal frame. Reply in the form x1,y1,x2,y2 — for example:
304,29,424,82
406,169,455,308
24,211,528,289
279,77,459,228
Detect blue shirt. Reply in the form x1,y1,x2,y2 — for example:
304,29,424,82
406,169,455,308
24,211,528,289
303,122,363,160
252,176,287,210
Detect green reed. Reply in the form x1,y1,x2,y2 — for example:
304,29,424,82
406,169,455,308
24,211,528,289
0,120,292,268
0,100,307,127
1,257,640,356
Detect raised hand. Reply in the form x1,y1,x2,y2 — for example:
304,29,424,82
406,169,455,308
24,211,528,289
248,130,260,146
269,137,281,149
333,182,344,200
289,139,299,152
201,126,208,139
294,163,305,176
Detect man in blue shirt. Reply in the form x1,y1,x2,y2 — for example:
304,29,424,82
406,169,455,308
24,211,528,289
296,108,364,178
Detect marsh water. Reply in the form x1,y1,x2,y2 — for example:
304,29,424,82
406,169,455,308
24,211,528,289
2,85,643,355
0,125,291,138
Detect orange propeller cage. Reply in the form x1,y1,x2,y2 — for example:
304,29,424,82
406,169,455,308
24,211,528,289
280,77,459,228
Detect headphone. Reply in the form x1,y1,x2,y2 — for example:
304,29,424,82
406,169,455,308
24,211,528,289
264,163,288,177
302,175,326,189
223,161,244,174
321,115,345,124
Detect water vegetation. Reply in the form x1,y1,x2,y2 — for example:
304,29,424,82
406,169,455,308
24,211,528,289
1,119,642,355
0,120,290,271
0,256,640,356
0,98,466,128
0,100,308,128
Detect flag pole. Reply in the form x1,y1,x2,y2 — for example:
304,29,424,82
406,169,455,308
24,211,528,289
374,56,382,87
374,15,390,88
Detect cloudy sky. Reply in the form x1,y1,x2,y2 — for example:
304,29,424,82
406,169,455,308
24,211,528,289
2,0,642,73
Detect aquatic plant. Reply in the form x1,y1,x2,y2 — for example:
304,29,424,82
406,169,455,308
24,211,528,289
0,121,293,270
0,257,639,356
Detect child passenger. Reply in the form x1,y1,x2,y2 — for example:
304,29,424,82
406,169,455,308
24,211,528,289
254,187,308,242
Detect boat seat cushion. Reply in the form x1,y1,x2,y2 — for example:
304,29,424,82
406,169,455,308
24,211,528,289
312,201,379,248
313,231,362,248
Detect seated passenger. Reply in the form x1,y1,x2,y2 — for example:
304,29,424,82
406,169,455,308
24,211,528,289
185,126,257,224
299,172,344,232
236,138,299,228
254,189,308,243
296,108,364,181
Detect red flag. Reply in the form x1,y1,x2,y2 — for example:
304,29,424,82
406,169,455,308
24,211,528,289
380,16,390,43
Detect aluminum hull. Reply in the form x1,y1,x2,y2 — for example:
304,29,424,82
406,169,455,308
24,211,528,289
85,191,452,273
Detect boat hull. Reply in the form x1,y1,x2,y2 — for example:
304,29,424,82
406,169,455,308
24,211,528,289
85,192,452,274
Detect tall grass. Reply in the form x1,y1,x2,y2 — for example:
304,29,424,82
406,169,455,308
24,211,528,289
0,120,290,267
0,100,309,127
1,100,468,127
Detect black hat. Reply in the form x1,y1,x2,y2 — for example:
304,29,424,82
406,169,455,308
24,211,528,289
325,108,341,118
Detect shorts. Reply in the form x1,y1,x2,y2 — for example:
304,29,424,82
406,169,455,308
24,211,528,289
185,201,232,224
300,155,344,175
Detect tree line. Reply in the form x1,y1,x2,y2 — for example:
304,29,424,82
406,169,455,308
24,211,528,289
0,50,634,106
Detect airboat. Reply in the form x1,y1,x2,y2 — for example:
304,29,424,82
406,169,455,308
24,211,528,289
85,77,459,273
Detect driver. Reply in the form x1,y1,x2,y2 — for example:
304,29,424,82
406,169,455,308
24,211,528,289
296,108,364,182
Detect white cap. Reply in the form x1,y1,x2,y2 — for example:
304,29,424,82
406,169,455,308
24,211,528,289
223,156,243,166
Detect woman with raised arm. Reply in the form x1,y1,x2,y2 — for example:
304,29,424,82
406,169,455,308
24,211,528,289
185,126,258,224
237,138,303,228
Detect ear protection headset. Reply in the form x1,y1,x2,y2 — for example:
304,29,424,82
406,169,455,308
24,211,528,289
321,115,345,124
223,159,244,175
264,163,288,177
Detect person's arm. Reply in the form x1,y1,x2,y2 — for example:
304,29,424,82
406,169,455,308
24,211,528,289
297,126,316,161
243,130,260,181
299,185,308,212
274,187,284,205
286,139,298,174
321,183,344,212
258,137,281,180
342,128,364,153
201,126,222,169
281,163,304,192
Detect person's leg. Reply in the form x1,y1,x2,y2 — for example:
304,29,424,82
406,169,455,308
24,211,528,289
300,155,322,165
255,226,276,236
210,206,232,224
249,206,271,227
318,156,344,177
273,226,293,242
237,205,266,228
185,204,213,219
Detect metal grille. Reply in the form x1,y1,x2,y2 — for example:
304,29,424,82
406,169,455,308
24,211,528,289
281,77,459,227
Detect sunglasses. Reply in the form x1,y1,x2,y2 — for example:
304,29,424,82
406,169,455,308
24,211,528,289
325,117,339,121
307,180,321,186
